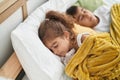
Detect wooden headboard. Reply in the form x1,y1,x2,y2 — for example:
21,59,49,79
0,0,28,23
0,0,27,79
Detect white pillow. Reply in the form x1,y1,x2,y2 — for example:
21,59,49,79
11,0,77,80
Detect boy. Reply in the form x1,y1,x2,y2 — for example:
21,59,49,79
66,5,111,32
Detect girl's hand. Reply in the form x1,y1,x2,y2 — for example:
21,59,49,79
81,34,89,43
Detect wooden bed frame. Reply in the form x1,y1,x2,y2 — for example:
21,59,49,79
0,0,28,79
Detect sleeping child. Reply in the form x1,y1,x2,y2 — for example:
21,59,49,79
38,4,120,80
66,5,111,32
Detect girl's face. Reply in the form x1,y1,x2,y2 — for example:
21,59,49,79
73,7,99,28
44,31,70,57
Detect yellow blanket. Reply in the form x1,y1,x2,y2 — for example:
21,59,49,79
65,4,120,80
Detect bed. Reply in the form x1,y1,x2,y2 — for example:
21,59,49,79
1,0,120,80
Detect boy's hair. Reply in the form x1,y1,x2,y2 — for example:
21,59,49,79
66,6,78,16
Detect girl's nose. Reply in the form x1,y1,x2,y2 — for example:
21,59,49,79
53,49,59,55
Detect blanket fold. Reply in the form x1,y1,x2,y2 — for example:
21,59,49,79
65,4,120,80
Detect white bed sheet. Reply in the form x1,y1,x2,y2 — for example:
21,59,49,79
11,0,77,80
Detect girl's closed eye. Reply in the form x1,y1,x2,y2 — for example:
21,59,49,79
53,43,58,49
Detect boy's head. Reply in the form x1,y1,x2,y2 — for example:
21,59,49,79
66,6,99,28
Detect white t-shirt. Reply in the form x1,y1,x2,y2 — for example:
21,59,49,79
61,33,89,65
93,5,111,32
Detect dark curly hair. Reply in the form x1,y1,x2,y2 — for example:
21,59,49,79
66,6,78,16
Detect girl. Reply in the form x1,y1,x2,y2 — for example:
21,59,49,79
38,6,120,80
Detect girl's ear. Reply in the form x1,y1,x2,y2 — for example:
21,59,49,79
63,31,70,40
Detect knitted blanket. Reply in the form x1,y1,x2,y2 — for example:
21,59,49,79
65,4,120,80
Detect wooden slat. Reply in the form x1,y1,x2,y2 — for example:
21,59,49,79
22,2,28,20
0,0,17,14
0,0,28,23
0,52,22,79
